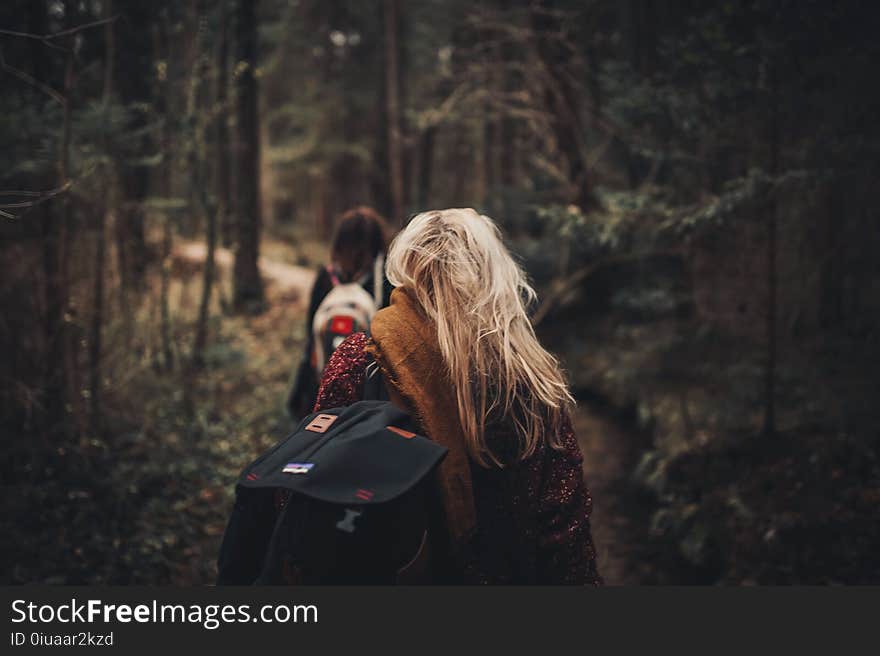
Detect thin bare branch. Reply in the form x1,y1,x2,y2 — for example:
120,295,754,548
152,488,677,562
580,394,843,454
0,48,65,104
46,15,120,40
0,189,59,197
0,15,120,46
0,182,71,217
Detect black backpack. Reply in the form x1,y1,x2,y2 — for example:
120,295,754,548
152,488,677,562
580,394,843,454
216,393,450,585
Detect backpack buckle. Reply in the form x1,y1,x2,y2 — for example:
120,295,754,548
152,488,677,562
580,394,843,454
305,413,338,433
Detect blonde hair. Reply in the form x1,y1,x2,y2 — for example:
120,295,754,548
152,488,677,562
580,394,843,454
385,208,574,467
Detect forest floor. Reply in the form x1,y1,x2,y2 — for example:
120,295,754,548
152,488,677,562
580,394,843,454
547,302,880,584
3,234,656,584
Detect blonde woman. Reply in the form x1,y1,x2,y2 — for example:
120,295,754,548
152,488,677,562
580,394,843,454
313,208,601,584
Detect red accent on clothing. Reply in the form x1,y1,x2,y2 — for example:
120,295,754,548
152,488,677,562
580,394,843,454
330,315,355,335
386,425,417,439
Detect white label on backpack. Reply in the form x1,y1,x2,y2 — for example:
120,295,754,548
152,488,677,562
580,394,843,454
283,462,314,474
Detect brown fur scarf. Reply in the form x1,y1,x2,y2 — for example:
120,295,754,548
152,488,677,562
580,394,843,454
365,287,477,545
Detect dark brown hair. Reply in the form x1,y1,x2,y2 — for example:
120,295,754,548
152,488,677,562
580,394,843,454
331,206,390,280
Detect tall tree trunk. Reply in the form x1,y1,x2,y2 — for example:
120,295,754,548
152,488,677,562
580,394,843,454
193,197,217,368
371,102,392,218
417,126,435,209
483,114,497,212
88,1,115,436
497,0,517,218
153,11,175,372
192,1,220,368
530,0,598,212
159,215,175,371
762,57,780,437
482,24,504,214
56,5,77,439
233,0,264,312
451,132,468,206
115,0,154,293
28,0,66,438
216,0,233,249
383,0,405,225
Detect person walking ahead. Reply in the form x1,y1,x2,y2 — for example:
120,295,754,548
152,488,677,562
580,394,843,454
286,206,392,420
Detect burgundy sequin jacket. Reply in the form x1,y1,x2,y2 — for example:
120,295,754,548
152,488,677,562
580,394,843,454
313,332,602,585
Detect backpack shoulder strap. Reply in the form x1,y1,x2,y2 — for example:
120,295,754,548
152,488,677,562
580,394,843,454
326,264,341,287
362,356,391,402
372,254,384,308
361,330,390,402
361,333,459,583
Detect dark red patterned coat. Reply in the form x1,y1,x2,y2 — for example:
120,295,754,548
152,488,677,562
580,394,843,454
313,332,602,585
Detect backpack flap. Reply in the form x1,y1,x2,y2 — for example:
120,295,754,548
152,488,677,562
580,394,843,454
239,401,448,505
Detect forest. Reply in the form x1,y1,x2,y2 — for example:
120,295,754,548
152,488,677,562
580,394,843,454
1,0,879,585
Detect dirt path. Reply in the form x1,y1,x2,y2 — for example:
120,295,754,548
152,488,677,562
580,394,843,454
173,240,316,302
572,404,646,585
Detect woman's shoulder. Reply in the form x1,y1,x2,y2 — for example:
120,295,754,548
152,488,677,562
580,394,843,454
312,332,370,411
326,331,370,371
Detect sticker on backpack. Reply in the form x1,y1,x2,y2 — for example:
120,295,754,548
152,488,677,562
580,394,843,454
283,462,314,474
